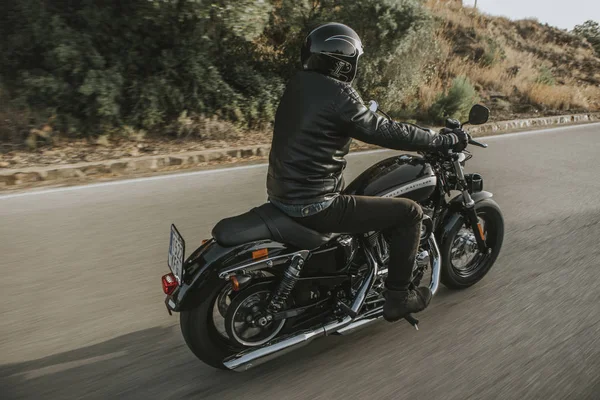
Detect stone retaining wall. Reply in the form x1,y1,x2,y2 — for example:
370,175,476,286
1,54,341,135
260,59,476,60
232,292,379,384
1,113,598,188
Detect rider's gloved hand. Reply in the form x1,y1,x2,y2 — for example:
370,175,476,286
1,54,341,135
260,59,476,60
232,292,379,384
440,127,469,152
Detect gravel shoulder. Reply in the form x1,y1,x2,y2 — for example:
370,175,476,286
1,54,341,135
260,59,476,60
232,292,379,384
1,112,598,193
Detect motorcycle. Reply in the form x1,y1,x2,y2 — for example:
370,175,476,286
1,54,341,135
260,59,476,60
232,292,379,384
161,104,504,371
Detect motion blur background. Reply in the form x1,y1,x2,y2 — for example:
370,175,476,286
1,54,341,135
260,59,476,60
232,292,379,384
1,0,599,153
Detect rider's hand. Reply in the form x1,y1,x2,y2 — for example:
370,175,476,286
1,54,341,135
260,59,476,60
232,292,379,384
440,127,469,152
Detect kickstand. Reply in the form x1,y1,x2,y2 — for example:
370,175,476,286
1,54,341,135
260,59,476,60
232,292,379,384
404,314,419,330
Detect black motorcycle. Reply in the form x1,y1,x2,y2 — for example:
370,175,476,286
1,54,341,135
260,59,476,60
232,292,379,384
161,104,504,371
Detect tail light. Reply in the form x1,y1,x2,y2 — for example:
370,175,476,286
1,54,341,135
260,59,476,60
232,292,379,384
162,273,178,295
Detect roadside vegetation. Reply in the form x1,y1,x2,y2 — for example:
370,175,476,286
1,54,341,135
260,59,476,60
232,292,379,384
1,0,599,154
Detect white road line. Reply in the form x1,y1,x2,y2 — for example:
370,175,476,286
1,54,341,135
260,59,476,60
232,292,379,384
0,149,391,200
1,122,598,200
0,163,268,200
481,122,599,141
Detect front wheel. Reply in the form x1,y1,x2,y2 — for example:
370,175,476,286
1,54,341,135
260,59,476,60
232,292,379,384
440,198,504,289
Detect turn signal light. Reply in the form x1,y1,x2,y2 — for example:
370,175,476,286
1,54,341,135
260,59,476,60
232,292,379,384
230,276,240,292
477,223,486,240
252,248,269,260
162,273,178,295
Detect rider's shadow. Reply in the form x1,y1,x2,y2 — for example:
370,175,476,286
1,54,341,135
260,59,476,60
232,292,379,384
0,326,206,400
0,303,450,400
0,323,370,400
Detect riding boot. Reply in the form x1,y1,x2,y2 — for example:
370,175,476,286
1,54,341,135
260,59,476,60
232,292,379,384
382,286,432,322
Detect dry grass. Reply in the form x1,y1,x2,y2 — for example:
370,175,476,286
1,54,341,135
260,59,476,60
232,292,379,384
418,1,600,115
580,86,600,110
523,84,590,110
169,111,242,140
417,76,445,110
426,0,487,30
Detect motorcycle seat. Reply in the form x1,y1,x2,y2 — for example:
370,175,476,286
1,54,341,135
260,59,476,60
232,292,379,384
212,203,336,250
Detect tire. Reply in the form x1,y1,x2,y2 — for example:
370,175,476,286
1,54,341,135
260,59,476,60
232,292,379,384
224,281,286,348
179,278,239,370
440,198,504,290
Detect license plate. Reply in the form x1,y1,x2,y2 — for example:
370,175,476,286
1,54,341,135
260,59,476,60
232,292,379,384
168,224,185,284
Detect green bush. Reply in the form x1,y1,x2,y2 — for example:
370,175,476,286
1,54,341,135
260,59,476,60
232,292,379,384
339,0,439,112
480,37,506,67
573,20,600,56
428,76,479,124
259,0,439,115
0,0,283,140
536,66,556,86
0,0,437,143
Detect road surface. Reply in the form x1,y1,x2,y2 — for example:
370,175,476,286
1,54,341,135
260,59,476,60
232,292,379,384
1,123,600,399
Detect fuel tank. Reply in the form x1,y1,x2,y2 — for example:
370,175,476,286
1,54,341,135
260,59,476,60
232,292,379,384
343,154,437,202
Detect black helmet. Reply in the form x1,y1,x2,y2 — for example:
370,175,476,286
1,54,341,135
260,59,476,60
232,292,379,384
301,22,364,84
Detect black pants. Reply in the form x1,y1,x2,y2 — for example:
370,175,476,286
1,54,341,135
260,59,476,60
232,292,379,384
292,195,423,289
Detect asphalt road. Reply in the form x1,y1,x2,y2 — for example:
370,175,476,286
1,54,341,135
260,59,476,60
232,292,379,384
1,123,600,400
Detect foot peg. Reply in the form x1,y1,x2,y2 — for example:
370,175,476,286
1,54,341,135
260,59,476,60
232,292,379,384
336,300,357,318
404,314,419,330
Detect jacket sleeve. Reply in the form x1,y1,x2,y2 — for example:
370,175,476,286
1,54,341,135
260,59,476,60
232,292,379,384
335,85,456,152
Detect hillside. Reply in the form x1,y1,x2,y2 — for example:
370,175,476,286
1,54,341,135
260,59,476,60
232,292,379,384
422,1,600,121
0,0,599,167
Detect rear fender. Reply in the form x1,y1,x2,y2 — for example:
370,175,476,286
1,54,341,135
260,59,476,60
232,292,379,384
166,239,293,311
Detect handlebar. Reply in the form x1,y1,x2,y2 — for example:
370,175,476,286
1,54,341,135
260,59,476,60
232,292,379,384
468,138,488,148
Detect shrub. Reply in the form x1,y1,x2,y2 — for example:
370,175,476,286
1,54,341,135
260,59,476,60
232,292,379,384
0,0,283,139
428,76,479,123
536,66,556,86
262,0,439,116
480,37,506,67
2,0,595,147
338,0,440,113
573,20,600,56
0,0,437,143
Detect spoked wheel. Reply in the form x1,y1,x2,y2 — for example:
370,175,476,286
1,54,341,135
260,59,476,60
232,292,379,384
450,215,487,277
441,198,504,289
225,282,286,347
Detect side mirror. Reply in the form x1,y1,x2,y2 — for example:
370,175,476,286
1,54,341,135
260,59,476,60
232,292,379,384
368,100,378,113
468,104,490,125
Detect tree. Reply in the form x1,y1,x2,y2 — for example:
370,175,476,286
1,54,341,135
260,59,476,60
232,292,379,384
0,0,437,141
573,20,600,56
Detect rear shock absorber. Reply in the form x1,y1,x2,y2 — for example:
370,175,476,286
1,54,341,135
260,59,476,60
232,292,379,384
267,254,305,312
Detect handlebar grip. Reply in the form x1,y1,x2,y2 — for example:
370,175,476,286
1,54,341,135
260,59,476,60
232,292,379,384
468,139,488,148
445,118,461,129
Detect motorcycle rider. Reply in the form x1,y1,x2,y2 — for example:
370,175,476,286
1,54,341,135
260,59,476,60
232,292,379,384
266,22,469,322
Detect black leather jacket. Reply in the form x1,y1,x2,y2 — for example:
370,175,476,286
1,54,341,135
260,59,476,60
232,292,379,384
266,71,455,205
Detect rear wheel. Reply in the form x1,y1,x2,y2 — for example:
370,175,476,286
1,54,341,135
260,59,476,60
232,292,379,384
180,276,281,369
179,278,239,370
440,199,504,289
225,282,286,347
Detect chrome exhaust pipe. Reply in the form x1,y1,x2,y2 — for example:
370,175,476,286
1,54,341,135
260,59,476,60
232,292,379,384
223,328,325,371
428,234,441,296
222,315,357,371
223,257,378,371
